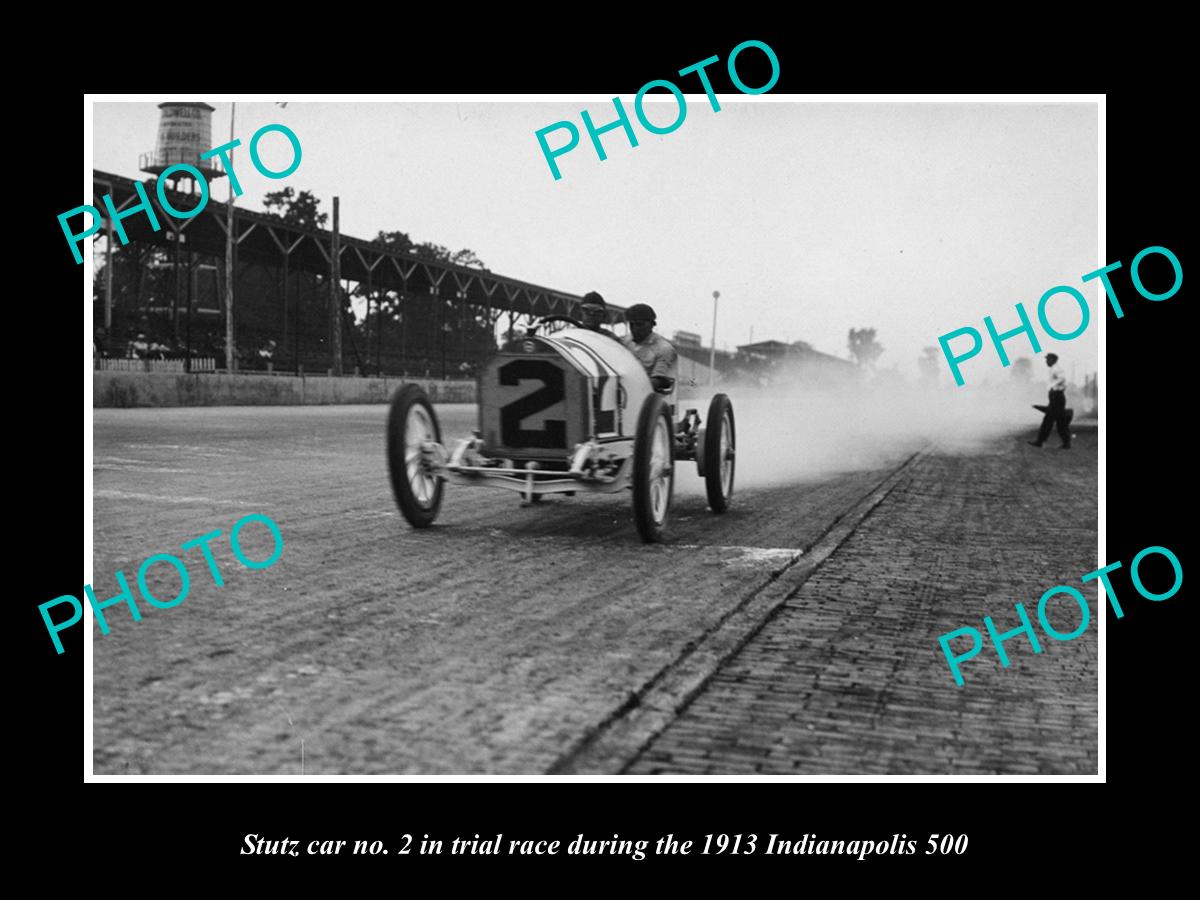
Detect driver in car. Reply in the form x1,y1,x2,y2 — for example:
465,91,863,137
622,303,677,395
579,291,618,338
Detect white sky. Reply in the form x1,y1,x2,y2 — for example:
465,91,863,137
93,99,1098,377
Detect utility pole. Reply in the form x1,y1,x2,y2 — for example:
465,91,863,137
224,102,236,372
709,290,720,386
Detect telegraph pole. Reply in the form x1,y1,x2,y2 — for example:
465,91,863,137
709,290,720,386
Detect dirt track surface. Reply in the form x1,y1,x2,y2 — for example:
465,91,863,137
91,405,916,774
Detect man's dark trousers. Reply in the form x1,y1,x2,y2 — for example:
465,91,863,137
1036,389,1071,447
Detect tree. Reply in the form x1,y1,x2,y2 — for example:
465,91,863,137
359,232,489,322
262,187,328,230
446,247,487,270
412,241,487,271
348,230,494,374
373,230,414,253
368,232,487,270
93,242,182,351
848,327,885,369
918,346,941,382
1012,357,1034,382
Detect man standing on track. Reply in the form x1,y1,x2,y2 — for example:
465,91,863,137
1029,352,1073,450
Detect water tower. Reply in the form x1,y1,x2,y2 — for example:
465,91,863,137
139,102,226,194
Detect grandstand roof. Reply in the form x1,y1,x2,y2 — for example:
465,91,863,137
92,169,627,322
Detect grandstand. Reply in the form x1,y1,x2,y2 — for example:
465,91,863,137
91,167,626,379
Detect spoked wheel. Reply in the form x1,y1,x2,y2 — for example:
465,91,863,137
633,393,675,543
387,384,444,528
703,393,735,513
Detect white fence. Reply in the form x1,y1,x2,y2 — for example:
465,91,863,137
97,357,217,373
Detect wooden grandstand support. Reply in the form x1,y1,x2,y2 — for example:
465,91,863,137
353,246,385,375
375,285,383,375
104,215,114,330
388,256,418,376
452,271,474,372
211,211,258,373
330,198,343,376
264,224,306,375
482,279,498,351
185,250,195,373
172,220,183,343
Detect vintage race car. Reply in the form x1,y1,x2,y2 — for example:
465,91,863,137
386,317,735,542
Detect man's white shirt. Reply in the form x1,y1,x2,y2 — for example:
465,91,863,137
1048,363,1067,391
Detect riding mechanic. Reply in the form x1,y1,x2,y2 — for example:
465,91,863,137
621,303,678,395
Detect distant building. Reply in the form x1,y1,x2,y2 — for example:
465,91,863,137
670,335,856,389
734,340,857,387
736,340,794,362
674,342,736,381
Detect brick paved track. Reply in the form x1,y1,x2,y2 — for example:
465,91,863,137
628,431,1098,774
91,405,918,774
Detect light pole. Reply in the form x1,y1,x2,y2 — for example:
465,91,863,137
709,290,720,386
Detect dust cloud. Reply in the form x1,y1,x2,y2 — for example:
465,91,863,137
675,375,1046,492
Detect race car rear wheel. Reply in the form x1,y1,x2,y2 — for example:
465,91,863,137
703,393,735,513
387,384,444,528
633,392,674,543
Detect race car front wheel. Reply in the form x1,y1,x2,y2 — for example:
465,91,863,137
387,384,444,528
703,393,735,513
633,392,675,543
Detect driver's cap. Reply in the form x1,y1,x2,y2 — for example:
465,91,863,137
626,303,656,323
581,291,606,309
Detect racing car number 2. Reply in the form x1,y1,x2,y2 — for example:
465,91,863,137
498,359,566,448
498,359,619,448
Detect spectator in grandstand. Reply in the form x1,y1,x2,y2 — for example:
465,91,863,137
93,327,111,359
258,340,278,370
128,333,149,359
